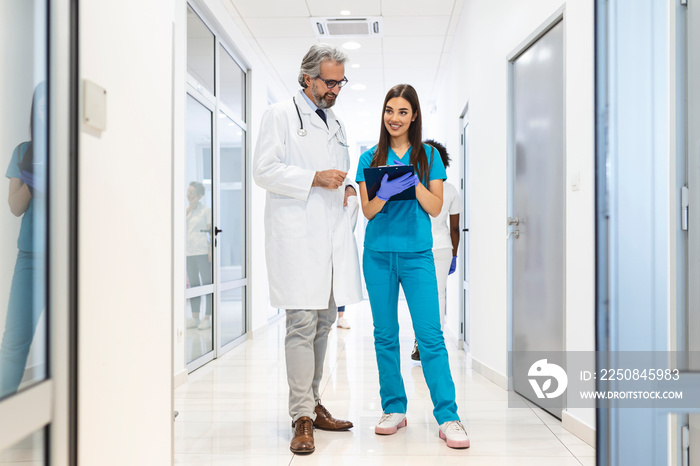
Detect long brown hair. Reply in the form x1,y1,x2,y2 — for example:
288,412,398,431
18,82,47,173
370,84,431,189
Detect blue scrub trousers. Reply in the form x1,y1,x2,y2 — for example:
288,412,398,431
0,250,44,399
363,248,459,425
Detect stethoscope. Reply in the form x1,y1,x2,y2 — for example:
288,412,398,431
293,96,349,147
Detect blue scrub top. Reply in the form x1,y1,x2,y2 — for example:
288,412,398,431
5,142,43,253
356,143,446,252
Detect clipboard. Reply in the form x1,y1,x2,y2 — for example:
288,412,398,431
363,164,416,201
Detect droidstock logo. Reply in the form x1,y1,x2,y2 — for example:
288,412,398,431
528,359,568,399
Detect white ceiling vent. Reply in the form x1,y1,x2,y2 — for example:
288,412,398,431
311,17,383,39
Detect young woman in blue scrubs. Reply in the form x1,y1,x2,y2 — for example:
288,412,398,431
1,83,47,399
355,84,469,449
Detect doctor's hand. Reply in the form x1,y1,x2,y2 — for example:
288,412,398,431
343,185,357,207
392,159,406,166
376,172,419,201
313,169,348,190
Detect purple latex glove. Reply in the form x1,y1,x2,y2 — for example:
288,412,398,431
392,158,407,166
376,172,418,201
18,169,44,194
449,256,457,275
19,169,35,188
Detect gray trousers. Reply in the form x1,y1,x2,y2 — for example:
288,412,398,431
285,292,337,423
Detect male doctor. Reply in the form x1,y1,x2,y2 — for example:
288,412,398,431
253,44,362,455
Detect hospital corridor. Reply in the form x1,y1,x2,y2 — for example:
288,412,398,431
0,0,698,465
174,299,595,465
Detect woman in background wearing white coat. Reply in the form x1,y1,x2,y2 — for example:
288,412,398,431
411,140,461,361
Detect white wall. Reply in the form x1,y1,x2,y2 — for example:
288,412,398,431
78,0,174,463
432,0,596,433
77,0,292,459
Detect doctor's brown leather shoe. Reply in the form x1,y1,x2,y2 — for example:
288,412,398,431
290,416,315,454
313,403,354,431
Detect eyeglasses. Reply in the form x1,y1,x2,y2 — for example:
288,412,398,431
315,75,348,89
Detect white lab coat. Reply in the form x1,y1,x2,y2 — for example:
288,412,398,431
253,90,363,310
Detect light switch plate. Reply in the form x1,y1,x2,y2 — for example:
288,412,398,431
83,79,107,131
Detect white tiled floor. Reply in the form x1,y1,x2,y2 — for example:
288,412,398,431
174,299,596,465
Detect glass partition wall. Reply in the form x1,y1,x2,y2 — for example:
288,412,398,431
185,4,248,370
0,0,74,463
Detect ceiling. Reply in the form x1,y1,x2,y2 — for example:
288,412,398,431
224,0,465,143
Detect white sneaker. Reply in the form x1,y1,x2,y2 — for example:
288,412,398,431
337,317,351,329
197,316,211,330
375,413,407,435
186,317,200,329
439,420,470,449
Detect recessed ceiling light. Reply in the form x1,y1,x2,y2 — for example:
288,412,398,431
343,41,361,50
351,84,366,91
351,63,360,69
340,10,351,15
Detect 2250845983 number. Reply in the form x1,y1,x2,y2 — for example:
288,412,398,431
597,368,680,381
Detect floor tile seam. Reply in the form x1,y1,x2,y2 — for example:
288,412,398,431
537,410,585,461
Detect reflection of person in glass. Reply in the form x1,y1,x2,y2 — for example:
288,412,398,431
186,181,212,330
1,83,47,399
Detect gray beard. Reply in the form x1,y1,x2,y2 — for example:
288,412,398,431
311,81,335,109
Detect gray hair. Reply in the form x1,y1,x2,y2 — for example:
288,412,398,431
297,44,348,88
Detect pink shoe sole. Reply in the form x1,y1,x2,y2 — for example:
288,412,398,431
375,418,407,435
439,429,471,448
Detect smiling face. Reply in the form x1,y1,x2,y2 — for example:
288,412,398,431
383,97,415,142
305,60,345,109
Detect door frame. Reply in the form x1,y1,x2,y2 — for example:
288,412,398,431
458,104,470,352
594,0,700,464
684,0,700,463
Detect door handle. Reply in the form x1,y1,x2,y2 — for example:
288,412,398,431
507,216,520,226
214,227,223,236
506,230,520,239
462,228,469,232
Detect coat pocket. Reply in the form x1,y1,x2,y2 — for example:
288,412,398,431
268,198,308,237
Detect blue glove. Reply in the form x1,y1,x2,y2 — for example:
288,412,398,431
392,158,406,166
18,169,43,194
376,172,418,201
449,256,457,275
19,169,35,187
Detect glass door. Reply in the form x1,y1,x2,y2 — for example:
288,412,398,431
184,93,215,368
185,4,248,370
215,44,247,350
